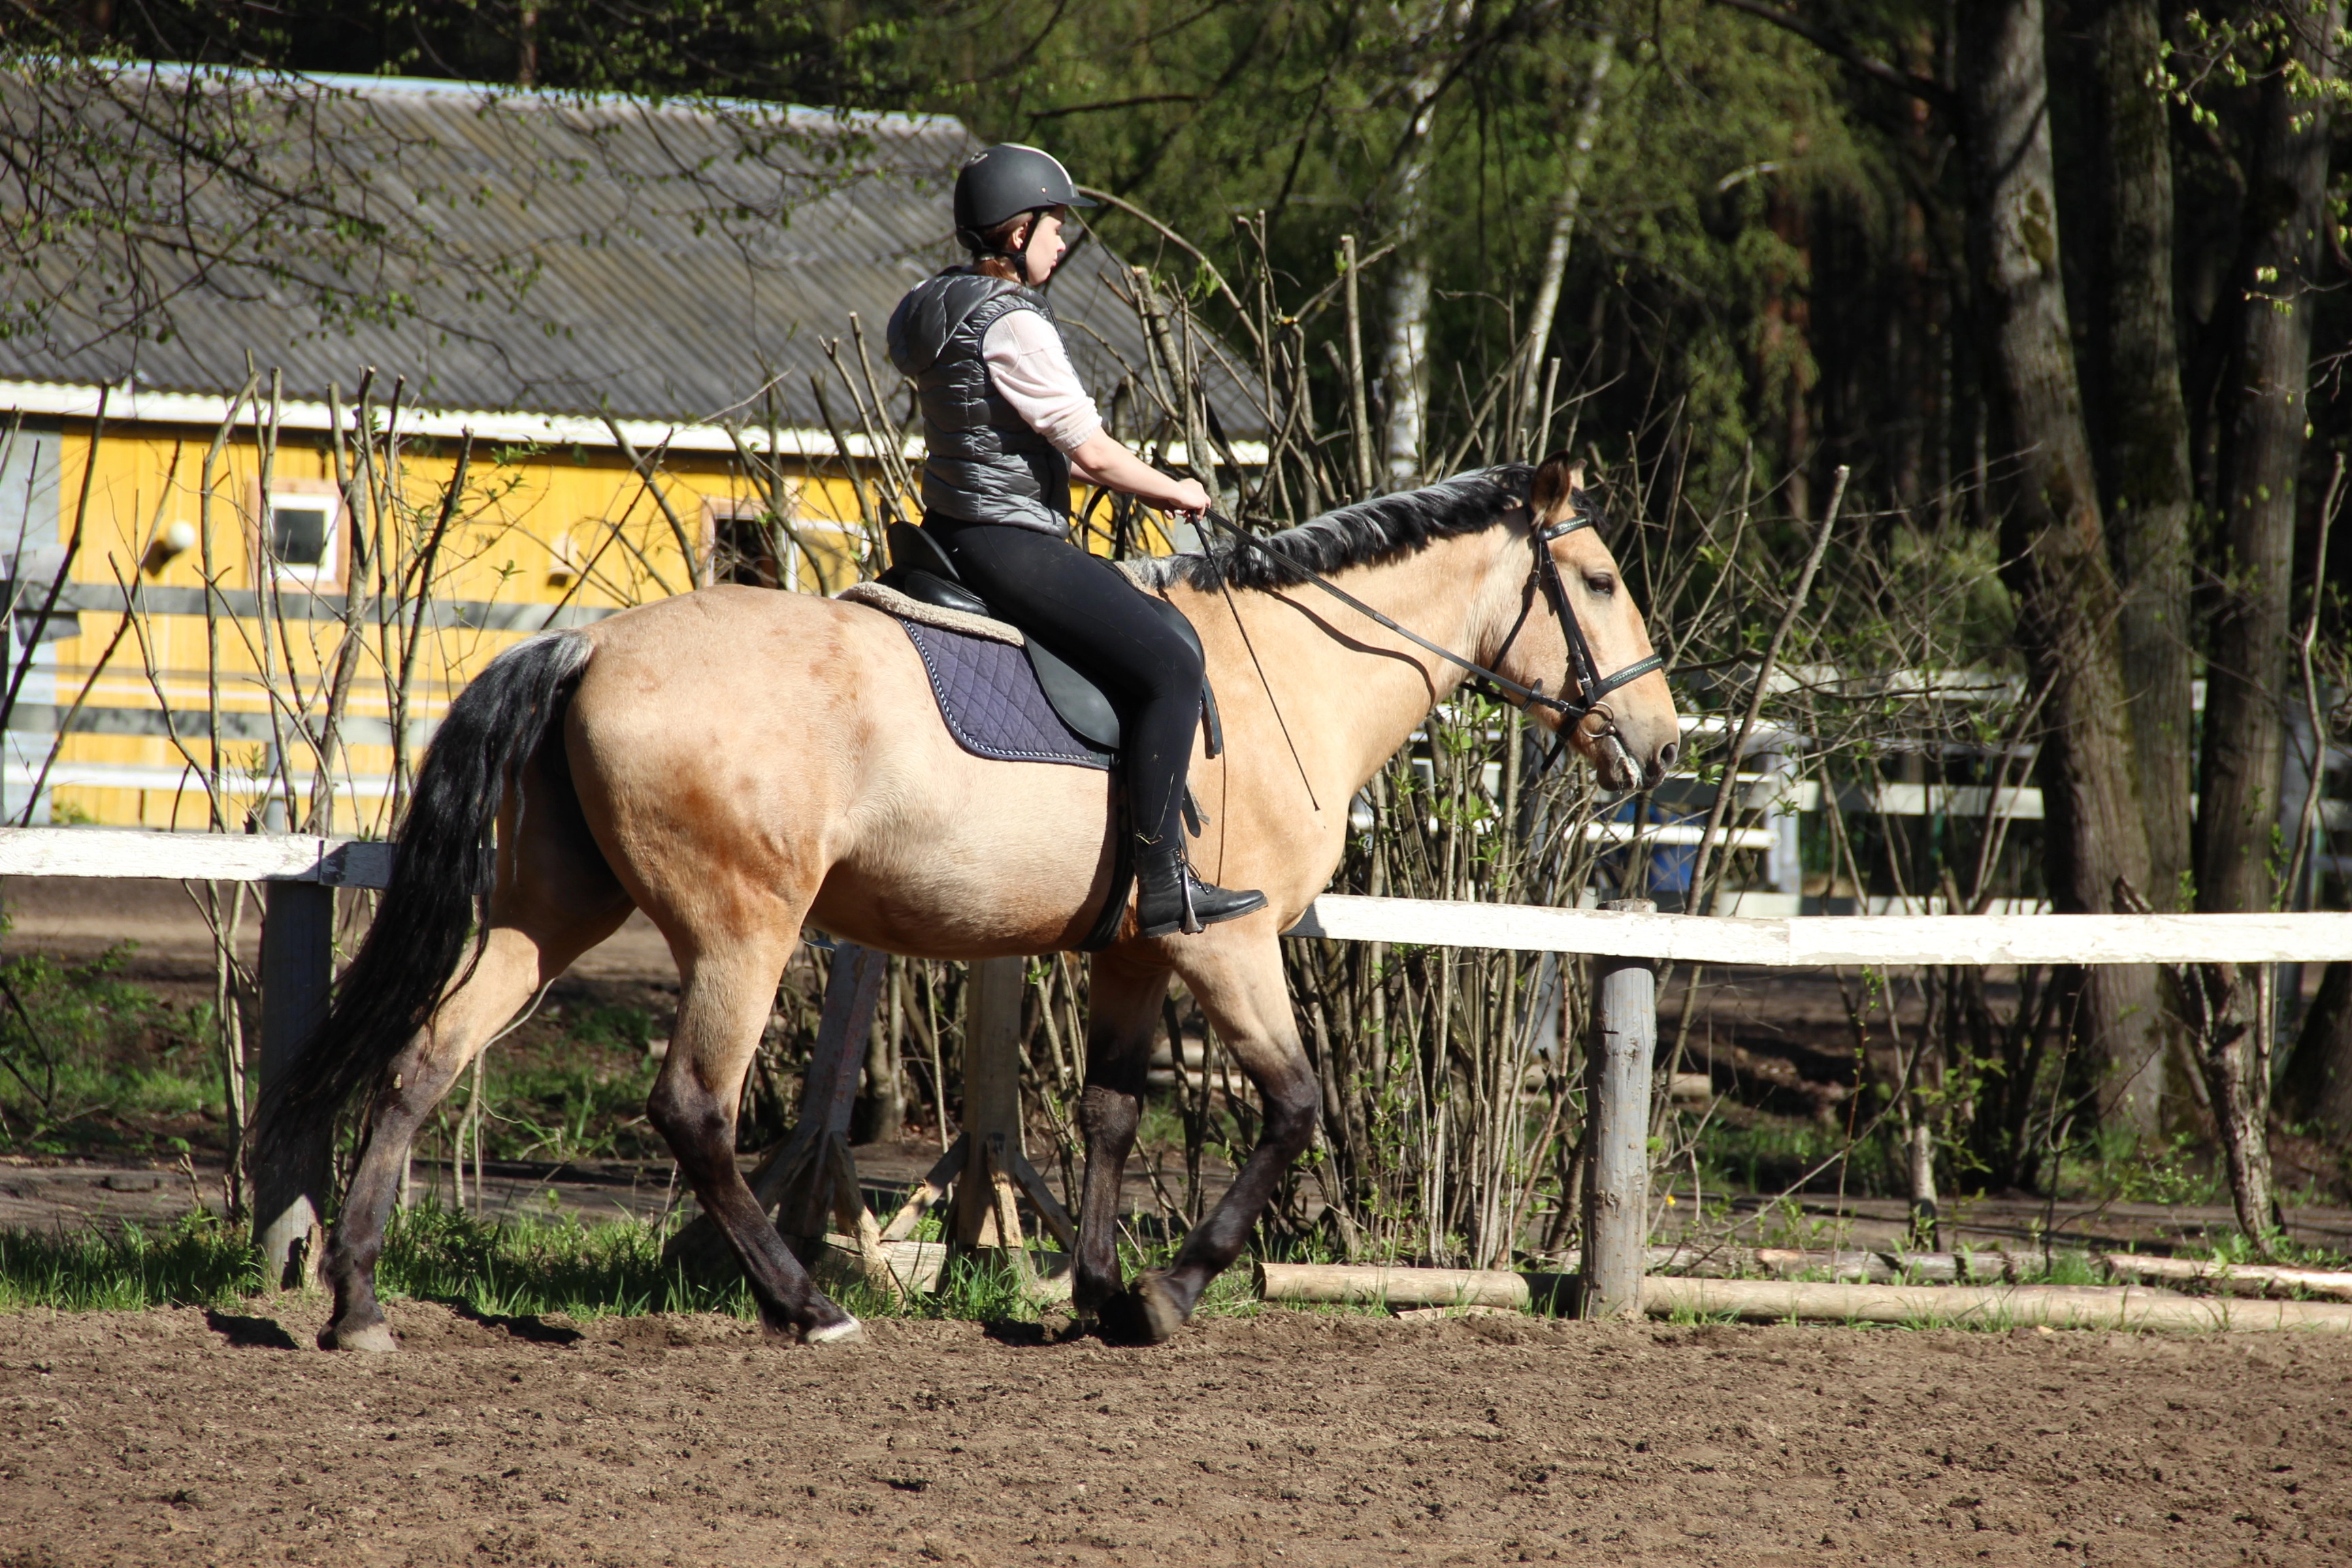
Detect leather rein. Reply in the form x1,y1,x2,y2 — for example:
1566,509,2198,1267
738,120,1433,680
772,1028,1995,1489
1196,502,1665,740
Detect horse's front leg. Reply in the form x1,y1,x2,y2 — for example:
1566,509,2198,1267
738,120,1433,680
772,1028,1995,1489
1071,949,1173,1324
1106,928,1317,1344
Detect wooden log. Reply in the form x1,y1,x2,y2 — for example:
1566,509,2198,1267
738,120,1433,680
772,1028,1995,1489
2102,1252,2352,1302
1556,1245,2057,1283
1666,1072,1713,1103
1640,1276,2352,1332
252,879,334,1288
1255,1261,1541,1310
1582,898,1654,1319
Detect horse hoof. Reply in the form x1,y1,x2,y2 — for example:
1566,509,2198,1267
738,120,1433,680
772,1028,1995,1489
321,1320,399,1354
802,1316,866,1347
1098,1273,1186,1345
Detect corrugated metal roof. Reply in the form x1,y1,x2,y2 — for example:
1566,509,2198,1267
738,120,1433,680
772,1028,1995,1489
0,67,1257,436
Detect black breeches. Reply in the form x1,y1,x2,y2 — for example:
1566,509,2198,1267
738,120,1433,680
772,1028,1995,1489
926,518,1203,843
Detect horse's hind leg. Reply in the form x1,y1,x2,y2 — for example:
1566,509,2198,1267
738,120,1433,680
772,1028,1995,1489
1071,949,1175,1322
1105,933,1318,1343
644,917,861,1344
321,768,633,1350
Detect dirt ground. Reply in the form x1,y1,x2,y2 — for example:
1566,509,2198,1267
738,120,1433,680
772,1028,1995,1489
3,1303,2350,1568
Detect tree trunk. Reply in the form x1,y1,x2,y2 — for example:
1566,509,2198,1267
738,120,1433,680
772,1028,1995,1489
2282,962,2352,1136
2195,0,2343,921
1957,0,2164,1137
1379,88,1440,485
1377,1,1469,486
2187,961,2283,1256
1516,33,1615,430
2090,0,2195,916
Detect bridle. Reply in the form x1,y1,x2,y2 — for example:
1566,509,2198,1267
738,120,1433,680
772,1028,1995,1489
1196,498,1663,742
1518,505,1667,740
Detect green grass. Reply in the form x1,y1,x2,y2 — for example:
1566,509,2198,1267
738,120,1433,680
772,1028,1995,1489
0,1200,1344,1328
2068,1130,2231,1207
378,1203,757,1320
0,1212,261,1310
0,945,225,1158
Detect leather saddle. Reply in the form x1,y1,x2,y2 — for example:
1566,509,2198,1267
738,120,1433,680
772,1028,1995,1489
875,521,1221,761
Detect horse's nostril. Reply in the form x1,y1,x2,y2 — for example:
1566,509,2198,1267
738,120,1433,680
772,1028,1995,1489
1656,739,1680,770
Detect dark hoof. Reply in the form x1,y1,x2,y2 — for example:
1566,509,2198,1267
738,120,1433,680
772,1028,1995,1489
1096,1272,1186,1345
320,1318,398,1354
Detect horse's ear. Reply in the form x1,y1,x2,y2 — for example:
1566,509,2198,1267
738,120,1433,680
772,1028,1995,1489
1529,451,1586,523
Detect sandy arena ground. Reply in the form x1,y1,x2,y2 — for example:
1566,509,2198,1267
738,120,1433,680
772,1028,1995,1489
2,1302,2349,1567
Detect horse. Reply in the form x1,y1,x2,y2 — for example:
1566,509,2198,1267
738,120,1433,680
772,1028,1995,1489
263,452,1680,1351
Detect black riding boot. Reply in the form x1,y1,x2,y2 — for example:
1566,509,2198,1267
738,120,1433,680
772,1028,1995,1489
1134,833,1267,938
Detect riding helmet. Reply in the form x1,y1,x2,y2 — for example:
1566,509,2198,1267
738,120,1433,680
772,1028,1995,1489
953,143,1095,252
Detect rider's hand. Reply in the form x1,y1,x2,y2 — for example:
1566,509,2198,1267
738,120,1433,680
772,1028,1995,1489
1166,478,1211,517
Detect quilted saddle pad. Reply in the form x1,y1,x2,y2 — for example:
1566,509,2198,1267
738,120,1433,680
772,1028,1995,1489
896,617,1113,770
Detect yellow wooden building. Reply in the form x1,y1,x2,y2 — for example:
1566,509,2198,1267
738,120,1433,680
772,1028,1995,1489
0,68,1227,833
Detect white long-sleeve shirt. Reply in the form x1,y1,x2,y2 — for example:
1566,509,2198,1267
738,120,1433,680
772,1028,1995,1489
981,309,1103,455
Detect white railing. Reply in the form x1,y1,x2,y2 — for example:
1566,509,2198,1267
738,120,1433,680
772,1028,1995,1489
3,826,2344,1311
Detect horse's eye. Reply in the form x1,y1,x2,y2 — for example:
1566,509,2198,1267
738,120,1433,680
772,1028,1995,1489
1584,573,1616,595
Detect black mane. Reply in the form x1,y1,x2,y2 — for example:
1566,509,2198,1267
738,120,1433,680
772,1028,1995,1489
1123,463,1534,593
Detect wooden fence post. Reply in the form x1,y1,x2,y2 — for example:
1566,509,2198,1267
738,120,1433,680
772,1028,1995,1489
254,878,334,1288
1581,897,1656,1318
873,955,1076,1276
951,956,1028,1254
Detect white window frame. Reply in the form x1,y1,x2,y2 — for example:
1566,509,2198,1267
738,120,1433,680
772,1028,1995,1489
251,478,344,589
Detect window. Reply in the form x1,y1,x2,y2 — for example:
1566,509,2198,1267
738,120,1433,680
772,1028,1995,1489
272,502,331,568
250,478,344,588
711,507,783,589
704,485,860,593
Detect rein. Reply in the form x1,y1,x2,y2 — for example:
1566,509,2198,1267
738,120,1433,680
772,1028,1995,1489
1195,503,1663,733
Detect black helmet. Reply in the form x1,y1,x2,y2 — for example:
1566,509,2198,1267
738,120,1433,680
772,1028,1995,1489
953,143,1094,251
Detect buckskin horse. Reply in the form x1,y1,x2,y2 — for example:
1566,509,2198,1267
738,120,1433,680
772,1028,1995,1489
263,453,1680,1351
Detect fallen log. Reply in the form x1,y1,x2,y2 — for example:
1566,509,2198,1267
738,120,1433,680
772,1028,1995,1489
2100,1252,2352,1302
1255,1262,2352,1331
1642,1276,2352,1332
1254,1262,1565,1310
1561,1244,2057,1284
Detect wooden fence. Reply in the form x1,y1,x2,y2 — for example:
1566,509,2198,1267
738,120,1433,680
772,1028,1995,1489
2,826,2346,1305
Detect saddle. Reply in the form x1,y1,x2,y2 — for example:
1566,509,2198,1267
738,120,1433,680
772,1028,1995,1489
873,521,1222,764
866,522,1220,952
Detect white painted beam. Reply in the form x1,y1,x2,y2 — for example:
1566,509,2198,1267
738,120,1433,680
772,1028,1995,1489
1285,894,2352,967
0,827,392,887
1,827,2343,966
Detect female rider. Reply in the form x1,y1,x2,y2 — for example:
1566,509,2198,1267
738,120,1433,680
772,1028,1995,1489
887,143,1264,938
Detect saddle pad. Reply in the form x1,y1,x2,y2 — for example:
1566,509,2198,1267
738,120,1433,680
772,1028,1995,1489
897,617,1113,770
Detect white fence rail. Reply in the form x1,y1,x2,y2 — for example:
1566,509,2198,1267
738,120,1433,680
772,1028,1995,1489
3,826,2345,1313
1285,894,2352,966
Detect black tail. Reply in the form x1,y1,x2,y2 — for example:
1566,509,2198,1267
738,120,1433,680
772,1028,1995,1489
252,630,595,1168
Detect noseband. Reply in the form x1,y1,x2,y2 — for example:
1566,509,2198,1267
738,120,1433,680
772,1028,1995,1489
1197,502,1662,739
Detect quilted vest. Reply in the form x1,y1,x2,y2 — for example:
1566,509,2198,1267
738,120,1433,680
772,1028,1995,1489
885,270,1073,534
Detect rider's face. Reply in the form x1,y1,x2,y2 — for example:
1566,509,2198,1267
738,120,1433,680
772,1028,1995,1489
1015,208,1069,285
